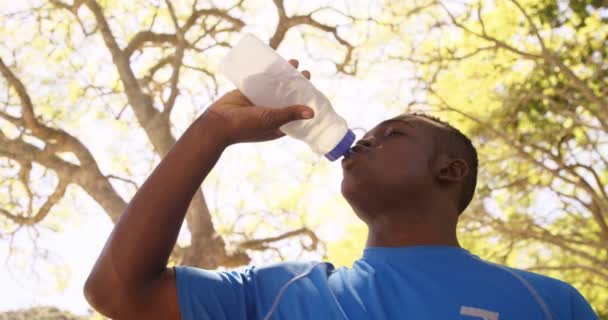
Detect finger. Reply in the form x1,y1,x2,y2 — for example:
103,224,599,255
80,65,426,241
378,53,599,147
288,59,299,68
302,70,311,80
264,105,314,129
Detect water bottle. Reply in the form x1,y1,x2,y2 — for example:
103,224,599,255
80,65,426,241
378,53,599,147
217,33,354,161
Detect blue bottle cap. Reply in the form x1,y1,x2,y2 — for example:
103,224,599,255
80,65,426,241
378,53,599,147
324,129,355,161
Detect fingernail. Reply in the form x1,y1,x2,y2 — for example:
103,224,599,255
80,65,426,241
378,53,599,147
301,110,313,119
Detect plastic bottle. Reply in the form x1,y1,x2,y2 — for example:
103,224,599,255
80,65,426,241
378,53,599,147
217,33,354,161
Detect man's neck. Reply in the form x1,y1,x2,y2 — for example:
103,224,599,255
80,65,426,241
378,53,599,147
364,211,460,248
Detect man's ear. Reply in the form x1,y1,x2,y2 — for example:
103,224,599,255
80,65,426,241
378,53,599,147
434,155,469,183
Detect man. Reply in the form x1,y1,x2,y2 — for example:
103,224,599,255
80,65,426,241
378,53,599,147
83,59,597,319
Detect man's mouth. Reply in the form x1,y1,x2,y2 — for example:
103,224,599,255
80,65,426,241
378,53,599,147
342,145,369,163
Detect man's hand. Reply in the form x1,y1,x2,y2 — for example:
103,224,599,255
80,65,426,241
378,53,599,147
203,59,314,146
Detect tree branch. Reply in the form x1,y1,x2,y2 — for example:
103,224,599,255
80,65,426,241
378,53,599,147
161,0,186,116
238,227,320,251
0,55,129,223
124,32,177,57
0,179,68,226
0,57,97,166
439,1,543,61
525,265,608,282
491,216,606,267
267,0,357,74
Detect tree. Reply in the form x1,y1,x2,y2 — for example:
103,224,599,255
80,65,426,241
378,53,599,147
0,0,390,270
390,0,607,315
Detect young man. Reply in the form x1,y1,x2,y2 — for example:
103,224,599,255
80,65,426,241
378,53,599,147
83,60,597,319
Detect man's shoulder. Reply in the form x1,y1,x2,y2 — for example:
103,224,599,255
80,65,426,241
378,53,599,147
254,260,322,273
175,260,335,288
463,255,586,308
252,260,335,282
496,264,575,293
437,255,595,318
480,261,590,311
500,265,598,318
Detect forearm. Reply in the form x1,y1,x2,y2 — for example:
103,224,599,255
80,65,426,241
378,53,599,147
85,112,228,305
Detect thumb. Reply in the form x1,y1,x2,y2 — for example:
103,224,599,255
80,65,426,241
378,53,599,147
267,105,314,128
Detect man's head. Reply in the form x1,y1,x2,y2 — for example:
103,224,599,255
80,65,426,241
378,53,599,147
341,113,478,224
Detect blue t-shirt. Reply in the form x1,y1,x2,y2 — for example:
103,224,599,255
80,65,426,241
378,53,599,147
175,246,597,319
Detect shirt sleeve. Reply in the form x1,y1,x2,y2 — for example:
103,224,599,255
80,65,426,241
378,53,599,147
174,266,256,320
568,284,598,320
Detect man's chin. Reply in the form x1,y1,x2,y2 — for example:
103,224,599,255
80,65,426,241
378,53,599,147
341,175,371,201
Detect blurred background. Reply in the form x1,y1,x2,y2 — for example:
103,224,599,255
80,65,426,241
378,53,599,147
0,0,606,318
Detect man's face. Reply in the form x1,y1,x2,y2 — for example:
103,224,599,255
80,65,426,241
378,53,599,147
341,116,441,219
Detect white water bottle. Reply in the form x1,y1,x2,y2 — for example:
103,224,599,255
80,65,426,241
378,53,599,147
217,33,354,161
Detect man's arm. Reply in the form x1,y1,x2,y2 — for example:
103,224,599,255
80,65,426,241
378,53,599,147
83,112,226,319
83,60,313,319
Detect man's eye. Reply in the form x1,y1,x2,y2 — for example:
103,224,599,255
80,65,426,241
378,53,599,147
385,128,402,136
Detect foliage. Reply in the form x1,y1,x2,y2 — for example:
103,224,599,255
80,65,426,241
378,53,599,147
0,306,87,320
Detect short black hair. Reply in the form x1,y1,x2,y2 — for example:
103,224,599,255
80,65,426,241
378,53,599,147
394,113,478,214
